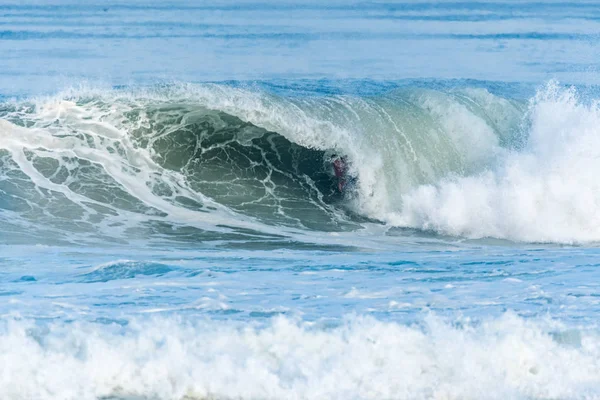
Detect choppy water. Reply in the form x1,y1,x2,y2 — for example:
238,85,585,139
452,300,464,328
3,1,600,399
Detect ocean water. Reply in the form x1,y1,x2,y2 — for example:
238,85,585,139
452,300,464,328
3,1,600,399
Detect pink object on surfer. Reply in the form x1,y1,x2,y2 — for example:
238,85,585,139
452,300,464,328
332,156,348,192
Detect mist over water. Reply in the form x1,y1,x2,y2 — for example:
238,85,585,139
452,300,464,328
2,1,600,399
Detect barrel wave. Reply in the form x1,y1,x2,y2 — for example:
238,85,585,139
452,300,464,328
1,81,597,245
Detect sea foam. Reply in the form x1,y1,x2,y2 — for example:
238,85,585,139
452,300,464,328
397,82,600,243
1,313,599,400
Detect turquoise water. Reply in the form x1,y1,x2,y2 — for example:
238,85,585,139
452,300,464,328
3,1,600,399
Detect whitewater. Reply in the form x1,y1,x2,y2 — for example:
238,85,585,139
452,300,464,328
2,1,600,399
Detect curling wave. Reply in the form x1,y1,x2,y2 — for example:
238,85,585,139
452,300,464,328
2,81,598,244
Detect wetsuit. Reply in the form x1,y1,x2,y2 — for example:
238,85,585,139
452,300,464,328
333,158,348,192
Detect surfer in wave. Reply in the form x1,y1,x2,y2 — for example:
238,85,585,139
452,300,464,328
332,156,356,193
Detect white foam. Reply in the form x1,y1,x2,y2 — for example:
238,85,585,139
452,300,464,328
1,313,600,399
396,82,600,243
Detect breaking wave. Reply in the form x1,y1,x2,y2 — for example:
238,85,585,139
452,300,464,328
1,80,598,244
3,313,600,400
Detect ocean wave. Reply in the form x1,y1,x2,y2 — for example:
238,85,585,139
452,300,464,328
2,81,599,244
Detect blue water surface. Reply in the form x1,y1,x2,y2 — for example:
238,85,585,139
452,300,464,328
2,1,600,399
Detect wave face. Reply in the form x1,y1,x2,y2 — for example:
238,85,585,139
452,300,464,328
1,81,599,244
